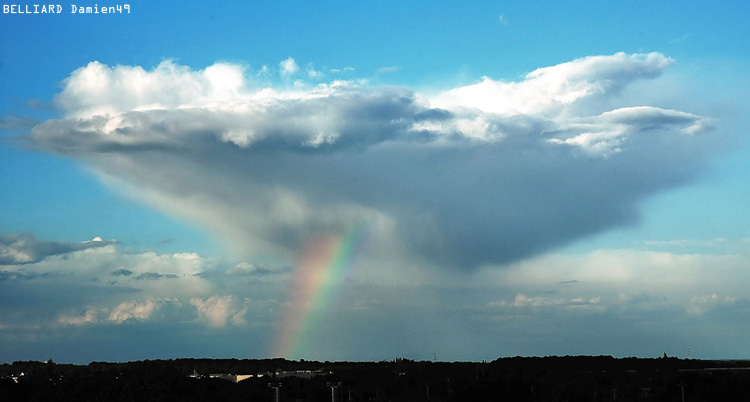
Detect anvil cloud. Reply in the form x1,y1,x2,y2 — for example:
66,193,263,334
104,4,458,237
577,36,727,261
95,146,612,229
28,52,714,269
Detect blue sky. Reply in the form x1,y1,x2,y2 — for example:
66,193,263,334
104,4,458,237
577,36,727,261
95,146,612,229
1,1,749,364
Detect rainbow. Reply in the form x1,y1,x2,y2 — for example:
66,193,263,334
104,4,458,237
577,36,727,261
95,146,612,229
273,221,370,359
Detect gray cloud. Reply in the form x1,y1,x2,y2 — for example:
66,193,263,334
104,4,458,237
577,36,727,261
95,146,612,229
112,268,133,276
0,114,38,129
0,232,114,265
26,53,716,269
134,272,179,280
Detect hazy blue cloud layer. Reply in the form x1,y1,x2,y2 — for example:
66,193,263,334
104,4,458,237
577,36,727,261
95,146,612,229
2,232,749,363
27,53,715,269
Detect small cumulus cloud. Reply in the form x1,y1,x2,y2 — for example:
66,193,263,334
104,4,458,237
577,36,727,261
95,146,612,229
108,298,163,323
306,64,324,79
330,66,355,74
225,261,289,276
190,295,248,327
257,65,271,77
279,57,299,76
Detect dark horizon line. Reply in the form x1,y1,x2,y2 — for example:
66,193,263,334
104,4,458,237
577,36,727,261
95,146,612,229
5,354,750,366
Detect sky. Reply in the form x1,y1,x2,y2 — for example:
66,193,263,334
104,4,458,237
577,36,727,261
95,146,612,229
1,1,749,364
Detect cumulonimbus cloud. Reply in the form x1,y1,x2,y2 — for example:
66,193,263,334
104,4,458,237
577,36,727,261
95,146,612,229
26,53,716,269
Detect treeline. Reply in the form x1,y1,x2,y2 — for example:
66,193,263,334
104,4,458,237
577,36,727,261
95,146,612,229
2,356,750,401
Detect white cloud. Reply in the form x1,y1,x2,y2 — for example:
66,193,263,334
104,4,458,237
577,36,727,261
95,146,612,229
225,261,259,275
545,106,714,155
377,66,400,73
108,298,163,323
507,294,565,307
57,298,180,326
432,52,674,116
56,297,199,327
190,295,247,327
55,60,250,118
279,57,299,76
257,65,271,77
488,293,605,311
330,66,355,74
307,64,323,78
225,261,288,276
28,53,716,270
